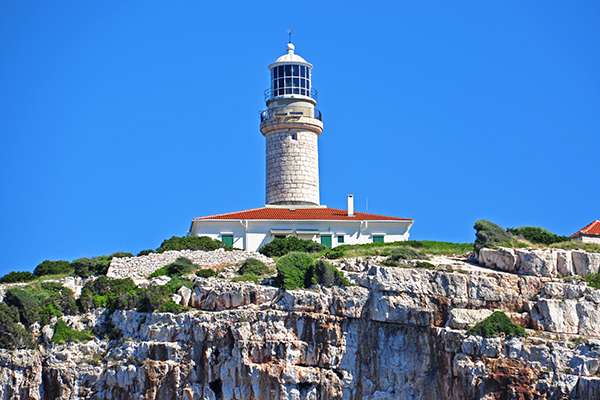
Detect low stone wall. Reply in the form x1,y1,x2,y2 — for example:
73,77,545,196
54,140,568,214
479,247,600,278
106,249,274,279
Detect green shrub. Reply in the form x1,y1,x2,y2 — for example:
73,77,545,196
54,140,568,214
259,237,327,257
157,236,229,253
274,252,315,290
164,277,194,293
0,303,36,349
3,287,40,326
78,277,137,312
474,220,515,253
467,311,527,338
0,271,36,284
34,260,73,277
390,247,423,261
167,257,195,276
196,269,218,278
72,253,133,278
148,266,170,279
137,249,156,256
312,260,350,287
507,226,570,246
238,258,270,276
158,300,188,313
52,320,94,343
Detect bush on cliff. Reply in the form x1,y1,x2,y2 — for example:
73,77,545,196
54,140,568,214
259,237,327,258
324,240,473,260
274,253,349,290
79,275,193,313
52,320,94,343
33,260,73,277
274,252,315,289
467,311,527,338
312,260,350,287
73,252,133,278
0,271,36,284
0,303,36,349
473,220,515,253
506,226,570,246
157,236,230,253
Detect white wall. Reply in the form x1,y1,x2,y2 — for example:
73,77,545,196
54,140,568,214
574,235,600,245
190,219,412,251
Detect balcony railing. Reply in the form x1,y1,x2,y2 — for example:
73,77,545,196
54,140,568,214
264,87,318,103
260,106,322,123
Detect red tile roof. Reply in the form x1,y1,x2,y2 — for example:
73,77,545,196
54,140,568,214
193,207,412,222
571,220,600,237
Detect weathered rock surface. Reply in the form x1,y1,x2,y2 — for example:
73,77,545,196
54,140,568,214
479,247,600,278
4,261,600,399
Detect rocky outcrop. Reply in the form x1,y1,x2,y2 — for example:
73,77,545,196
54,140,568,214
4,260,600,399
479,247,600,278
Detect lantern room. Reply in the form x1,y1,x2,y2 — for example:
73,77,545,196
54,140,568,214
265,43,317,104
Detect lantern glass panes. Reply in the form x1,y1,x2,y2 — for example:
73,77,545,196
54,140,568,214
271,64,311,97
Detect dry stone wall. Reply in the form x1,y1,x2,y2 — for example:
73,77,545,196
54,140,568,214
106,249,274,279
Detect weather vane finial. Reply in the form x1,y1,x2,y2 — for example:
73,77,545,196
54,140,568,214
287,29,292,43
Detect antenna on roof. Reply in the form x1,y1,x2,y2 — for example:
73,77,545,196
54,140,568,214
287,29,292,43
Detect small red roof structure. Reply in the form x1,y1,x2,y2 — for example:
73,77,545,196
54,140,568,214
571,220,600,238
194,207,412,222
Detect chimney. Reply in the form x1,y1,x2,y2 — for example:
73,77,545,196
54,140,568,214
347,195,354,217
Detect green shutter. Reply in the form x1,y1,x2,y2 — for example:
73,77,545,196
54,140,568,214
337,235,344,244
321,235,332,249
222,235,233,246
373,235,384,243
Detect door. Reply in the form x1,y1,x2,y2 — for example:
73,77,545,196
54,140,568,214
321,235,332,248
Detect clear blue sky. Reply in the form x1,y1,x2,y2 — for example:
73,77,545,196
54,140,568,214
1,1,599,276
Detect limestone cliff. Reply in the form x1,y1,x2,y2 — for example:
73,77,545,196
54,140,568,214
2,253,600,399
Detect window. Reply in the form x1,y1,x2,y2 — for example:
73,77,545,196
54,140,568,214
337,235,344,244
290,133,297,140
275,235,286,239
373,235,384,243
222,234,233,247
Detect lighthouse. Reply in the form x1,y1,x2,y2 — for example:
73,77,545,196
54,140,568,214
260,42,323,206
189,40,413,251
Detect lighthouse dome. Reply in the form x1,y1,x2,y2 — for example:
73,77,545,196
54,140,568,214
269,42,313,69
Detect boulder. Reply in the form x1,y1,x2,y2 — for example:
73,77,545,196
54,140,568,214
572,250,600,276
556,250,574,277
515,249,557,278
479,247,517,272
446,309,493,330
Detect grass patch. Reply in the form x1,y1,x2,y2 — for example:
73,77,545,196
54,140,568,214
52,320,94,343
467,311,527,338
549,241,600,253
582,274,600,289
323,240,473,260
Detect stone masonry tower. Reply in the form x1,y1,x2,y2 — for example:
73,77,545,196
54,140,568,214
260,41,323,206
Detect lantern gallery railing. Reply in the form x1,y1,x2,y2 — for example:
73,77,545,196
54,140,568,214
264,87,318,103
260,106,322,123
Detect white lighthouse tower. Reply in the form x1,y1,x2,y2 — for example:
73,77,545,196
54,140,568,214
260,41,323,206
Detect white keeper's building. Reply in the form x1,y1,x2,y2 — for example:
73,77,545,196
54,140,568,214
188,41,414,251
